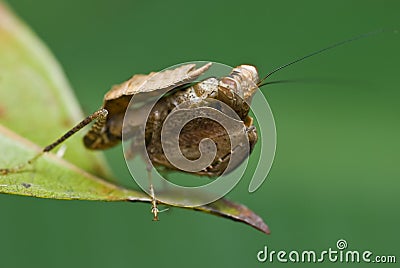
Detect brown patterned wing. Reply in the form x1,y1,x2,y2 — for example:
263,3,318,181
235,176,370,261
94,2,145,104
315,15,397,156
103,62,212,115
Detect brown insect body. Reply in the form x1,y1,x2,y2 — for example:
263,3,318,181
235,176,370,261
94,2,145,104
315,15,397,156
84,63,260,176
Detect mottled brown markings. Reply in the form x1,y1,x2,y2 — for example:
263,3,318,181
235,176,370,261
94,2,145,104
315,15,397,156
88,63,259,177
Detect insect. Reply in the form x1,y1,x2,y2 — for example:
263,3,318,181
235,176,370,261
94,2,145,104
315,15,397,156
0,30,382,219
98,62,259,176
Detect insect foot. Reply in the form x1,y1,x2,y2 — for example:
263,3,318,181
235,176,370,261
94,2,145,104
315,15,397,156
0,152,43,175
150,184,159,221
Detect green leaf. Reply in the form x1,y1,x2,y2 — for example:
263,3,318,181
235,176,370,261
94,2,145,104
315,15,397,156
0,2,269,234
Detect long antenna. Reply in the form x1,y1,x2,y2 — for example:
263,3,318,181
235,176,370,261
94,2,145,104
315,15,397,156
258,29,385,85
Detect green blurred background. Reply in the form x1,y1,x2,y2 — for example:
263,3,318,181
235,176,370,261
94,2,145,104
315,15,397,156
1,0,399,267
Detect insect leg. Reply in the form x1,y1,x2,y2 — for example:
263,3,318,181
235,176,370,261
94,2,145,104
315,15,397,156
150,183,159,221
146,164,160,221
0,108,108,175
43,108,108,152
